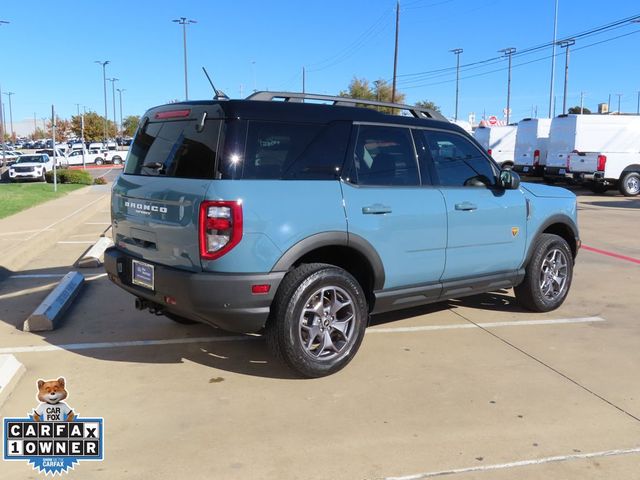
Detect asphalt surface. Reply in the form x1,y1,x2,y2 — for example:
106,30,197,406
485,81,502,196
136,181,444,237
0,181,638,479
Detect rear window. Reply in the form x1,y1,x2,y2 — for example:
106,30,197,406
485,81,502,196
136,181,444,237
124,119,222,179
218,120,351,180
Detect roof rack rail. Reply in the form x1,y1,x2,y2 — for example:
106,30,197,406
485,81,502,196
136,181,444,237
246,91,448,122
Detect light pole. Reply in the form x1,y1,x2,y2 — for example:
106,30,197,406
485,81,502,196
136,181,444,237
450,48,463,121
251,60,257,92
499,47,516,124
637,91,640,115
108,78,118,138
172,17,197,100
3,91,14,140
548,0,559,118
117,88,126,136
580,91,585,114
616,93,623,114
95,60,110,142
558,39,575,115
0,21,8,148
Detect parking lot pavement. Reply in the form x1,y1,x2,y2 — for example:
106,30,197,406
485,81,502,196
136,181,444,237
0,188,639,479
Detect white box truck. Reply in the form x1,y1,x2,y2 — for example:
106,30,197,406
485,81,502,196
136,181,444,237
513,118,551,177
546,114,640,195
473,125,517,168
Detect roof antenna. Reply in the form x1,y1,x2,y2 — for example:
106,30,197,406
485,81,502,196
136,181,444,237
202,66,228,100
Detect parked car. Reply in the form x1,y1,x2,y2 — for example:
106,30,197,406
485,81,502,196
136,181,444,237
473,125,517,168
35,149,68,167
8,154,54,181
563,115,640,196
105,91,579,377
513,118,552,177
0,149,22,167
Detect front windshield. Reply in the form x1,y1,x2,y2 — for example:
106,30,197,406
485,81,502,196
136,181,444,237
15,156,46,164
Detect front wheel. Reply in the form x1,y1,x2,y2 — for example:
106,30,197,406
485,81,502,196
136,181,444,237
619,171,640,197
515,234,573,312
112,156,122,165
266,263,368,378
95,158,104,165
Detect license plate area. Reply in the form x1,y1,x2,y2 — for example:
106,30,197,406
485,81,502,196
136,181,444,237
132,260,155,290
559,168,566,175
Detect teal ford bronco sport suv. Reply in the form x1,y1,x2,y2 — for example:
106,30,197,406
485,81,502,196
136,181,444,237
105,92,579,377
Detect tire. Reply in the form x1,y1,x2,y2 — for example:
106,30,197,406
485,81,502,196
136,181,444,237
95,158,104,165
164,312,198,325
501,162,513,170
515,234,573,312
618,171,640,197
112,156,122,165
266,263,368,378
588,182,608,194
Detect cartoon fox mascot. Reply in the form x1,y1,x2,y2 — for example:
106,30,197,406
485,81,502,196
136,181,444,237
32,377,76,422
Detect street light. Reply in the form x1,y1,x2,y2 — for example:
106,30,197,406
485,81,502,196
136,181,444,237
499,47,516,124
450,48,463,121
116,88,126,136
616,93,623,114
107,78,119,138
172,17,197,100
0,21,8,148
558,39,575,115
3,91,14,140
95,60,110,142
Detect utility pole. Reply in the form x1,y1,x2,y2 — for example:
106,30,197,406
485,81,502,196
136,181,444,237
108,78,118,137
558,39,575,115
608,93,611,113
3,91,13,140
548,0,559,118
33,112,36,137
173,17,197,100
251,60,257,92
51,105,57,191
391,1,400,104
616,93,623,114
637,91,640,115
95,60,110,142
302,67,306,94
499,47,516,124
117,88,125,136
450,48,463,121
580,91,585,114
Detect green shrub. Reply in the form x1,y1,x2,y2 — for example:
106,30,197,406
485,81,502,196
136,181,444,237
45,169,92,185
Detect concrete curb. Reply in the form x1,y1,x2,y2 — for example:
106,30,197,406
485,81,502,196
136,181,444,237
0,355,26,409
76,236,114,268
23,272,85,332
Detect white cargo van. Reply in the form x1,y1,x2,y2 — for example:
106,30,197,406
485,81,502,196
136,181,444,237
473,125,517,168
513,118,551,177
547,114,640,195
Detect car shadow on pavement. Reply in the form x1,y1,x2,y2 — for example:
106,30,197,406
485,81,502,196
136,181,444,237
588,199,640,209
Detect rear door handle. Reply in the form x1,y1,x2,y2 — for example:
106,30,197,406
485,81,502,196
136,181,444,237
362,204,392,215
454,202,478,211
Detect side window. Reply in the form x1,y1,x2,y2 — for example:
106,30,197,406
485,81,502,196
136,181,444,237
422,130,497,187
352,125,419,186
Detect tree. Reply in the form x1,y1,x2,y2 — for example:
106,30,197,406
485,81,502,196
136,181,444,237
33,127,47,139
415,100,441,113
122,115,140,137
568,106,591,114
44,116,71,141
70,111,115,142
339,77,406,113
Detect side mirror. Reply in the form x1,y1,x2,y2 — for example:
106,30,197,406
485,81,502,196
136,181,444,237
499,169,521,190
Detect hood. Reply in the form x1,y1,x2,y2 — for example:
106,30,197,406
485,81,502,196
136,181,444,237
11,162,45,168
520,182,576,199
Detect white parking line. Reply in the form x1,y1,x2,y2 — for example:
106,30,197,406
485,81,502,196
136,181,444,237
57,241,96,244
9,273,108,280
0,316,604,355
0,282,59,301
385,447,640,480
367,317,605,334
85,222,111,225
0,229,53,237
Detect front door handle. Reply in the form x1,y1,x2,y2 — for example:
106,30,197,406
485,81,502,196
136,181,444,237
362,204,392,215
454,202,478,211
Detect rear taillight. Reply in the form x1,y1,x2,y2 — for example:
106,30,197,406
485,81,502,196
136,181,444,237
199,200,243,260
155,109,191,119
487,148,493,156
533,149,540,166
597,155,607,172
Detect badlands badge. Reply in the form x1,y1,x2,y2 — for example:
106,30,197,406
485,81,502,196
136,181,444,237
3,377,104,475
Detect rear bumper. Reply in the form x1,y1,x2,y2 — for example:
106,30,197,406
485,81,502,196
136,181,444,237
104,247,285,333
543,166,569,179
565,171,606,183
513,164,544,176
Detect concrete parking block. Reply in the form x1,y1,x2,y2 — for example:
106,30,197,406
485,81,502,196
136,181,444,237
0,354,25,409
76,236,114,268
23,271,84,332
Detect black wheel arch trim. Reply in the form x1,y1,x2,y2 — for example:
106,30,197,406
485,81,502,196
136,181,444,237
270,231,386,290
523,214,579,267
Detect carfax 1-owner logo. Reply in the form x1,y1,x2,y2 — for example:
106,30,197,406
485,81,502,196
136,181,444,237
3,377,104,475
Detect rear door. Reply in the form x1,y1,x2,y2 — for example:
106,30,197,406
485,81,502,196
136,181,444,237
111,107,223,272
418,129,527,281
341,124,446,289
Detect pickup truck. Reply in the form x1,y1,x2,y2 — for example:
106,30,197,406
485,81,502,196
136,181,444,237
65,149,125,166
567,152,640,196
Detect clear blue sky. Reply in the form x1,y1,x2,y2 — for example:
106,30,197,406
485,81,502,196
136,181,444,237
1,0,639,134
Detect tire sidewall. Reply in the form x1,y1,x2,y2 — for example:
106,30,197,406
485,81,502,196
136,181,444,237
620,172,640,197
281,267,368,377
527,235,573,311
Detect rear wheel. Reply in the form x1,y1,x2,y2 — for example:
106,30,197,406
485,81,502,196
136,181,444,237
619,171,640,197
112,156,122,165
266,263,368,378
95,158,104,165
515,234,573,312
588,182,608,194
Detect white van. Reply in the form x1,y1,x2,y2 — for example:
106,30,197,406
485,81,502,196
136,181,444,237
561,115,640,195
473,125,517,168
513,118,551,177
